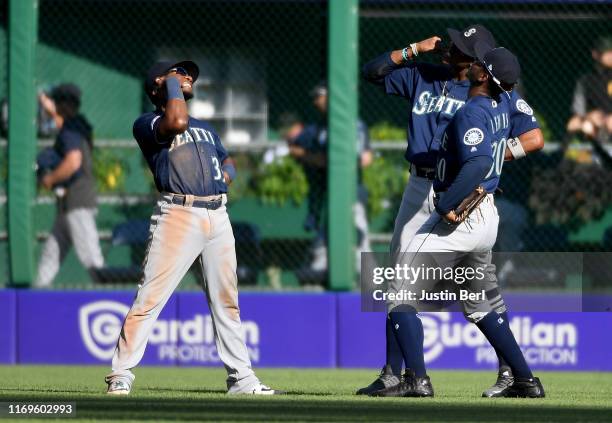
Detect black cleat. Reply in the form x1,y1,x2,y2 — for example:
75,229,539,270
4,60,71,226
482,368,514,397
356,365,400,396
369,369,413,397
405,374,434,398
503,376,545,398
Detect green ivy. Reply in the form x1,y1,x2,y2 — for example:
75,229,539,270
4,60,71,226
254,155,308,206
93,148,128,193
369,121,406,142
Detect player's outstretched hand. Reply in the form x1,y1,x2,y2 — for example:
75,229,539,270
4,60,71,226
416,36,443,55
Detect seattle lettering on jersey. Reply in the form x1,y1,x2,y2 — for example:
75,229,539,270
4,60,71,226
168,127,216,152
412,91,465,116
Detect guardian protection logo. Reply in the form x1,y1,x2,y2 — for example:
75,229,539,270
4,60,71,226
421,312,578,366
79,300,260,363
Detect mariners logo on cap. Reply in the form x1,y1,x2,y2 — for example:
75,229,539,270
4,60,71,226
464,128,484,146
464,28,476,37
516,99,533,116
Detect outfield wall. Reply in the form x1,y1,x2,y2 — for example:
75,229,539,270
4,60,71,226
1,290,611,371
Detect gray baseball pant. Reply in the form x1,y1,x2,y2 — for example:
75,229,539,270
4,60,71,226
390,171,506,319
105,194,260,393
35,207,104,287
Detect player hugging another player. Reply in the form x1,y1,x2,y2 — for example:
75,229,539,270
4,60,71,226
359,26,545,398
104,61,282,396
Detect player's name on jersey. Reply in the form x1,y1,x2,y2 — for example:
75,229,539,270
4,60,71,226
412,91,465,116
372,289,486,302
168,127,216,152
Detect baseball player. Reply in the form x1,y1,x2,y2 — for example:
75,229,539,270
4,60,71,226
104,61,282,395
290,82,372,284
35,84,104,287
380,44,545,398
358,25,544,397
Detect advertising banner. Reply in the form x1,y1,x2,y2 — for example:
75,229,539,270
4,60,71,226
175,293,336,367
0,290,16,364
14,291,336,368
338,294,612,371
17,290,178,365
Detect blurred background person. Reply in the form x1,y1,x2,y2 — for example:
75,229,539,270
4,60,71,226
566,37,612,145
34,84,104,287
290,81,372,286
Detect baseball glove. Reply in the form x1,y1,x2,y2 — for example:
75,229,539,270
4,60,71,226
452,186,487,223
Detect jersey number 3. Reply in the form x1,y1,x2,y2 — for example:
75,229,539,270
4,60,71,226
211,157,223,181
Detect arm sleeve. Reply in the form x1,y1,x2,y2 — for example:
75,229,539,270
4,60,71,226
509,95,540,138
435,155,492,214
454,110,493,163
362,52,400,84
362,52,418,98
132,114,173,145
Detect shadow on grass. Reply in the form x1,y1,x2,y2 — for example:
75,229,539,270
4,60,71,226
0,393,610,422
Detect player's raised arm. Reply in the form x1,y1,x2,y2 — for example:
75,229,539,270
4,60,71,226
361,36,442,84
155,72,191,138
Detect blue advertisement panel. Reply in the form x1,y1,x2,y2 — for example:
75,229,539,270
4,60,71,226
337,294,612,371
175,293,337,367
17,290,178,365
0,290,16,364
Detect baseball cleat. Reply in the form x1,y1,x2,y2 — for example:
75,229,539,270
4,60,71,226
503,377,545,398
369,369,414,397
404,374,434,398
482,368,514,397
250,383,286,395
106,378,131,395
356,365,400,395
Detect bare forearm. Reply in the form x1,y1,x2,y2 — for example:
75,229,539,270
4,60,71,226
504,129,544,161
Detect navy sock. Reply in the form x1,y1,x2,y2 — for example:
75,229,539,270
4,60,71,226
494,312,511,372
385,316,403,375
476,312,532,379
389,311,427,378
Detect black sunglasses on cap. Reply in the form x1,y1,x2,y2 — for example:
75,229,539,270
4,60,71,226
167,67,189,77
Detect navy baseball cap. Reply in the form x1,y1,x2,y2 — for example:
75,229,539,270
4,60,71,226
144,60,199,102
447,24,496,58
50,83,81,106
474,42,521,86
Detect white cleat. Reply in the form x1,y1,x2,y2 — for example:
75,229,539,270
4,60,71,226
106,378,131,395
250,383,285,395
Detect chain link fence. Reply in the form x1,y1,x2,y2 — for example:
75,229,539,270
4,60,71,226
0,0,611,289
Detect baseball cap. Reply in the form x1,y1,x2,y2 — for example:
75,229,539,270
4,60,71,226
310,80,327,98
474,41,521,86
144,60,200,102
447,24,496,58
50,83,81,106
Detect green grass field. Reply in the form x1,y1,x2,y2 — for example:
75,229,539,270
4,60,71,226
0,366,611,422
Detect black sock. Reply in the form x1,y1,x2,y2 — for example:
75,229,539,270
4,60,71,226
494,312,511,373
476,312,532,379
389,311,427,378
385,316,403,375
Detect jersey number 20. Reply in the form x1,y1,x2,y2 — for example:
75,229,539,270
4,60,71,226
485,138,507,179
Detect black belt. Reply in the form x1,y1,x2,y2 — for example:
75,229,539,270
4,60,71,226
170,195,223,210
413,166,436,180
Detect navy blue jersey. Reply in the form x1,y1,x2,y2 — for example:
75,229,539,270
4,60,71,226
133,112,229,196
384,63,469,167
434,95,511,194
506,89,540,138
383,62,538,168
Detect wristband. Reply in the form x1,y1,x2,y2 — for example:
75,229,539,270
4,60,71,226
401,47,410,62
165,76,184,101
507,137,526,160
221,163,236,182
410,42,419,57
